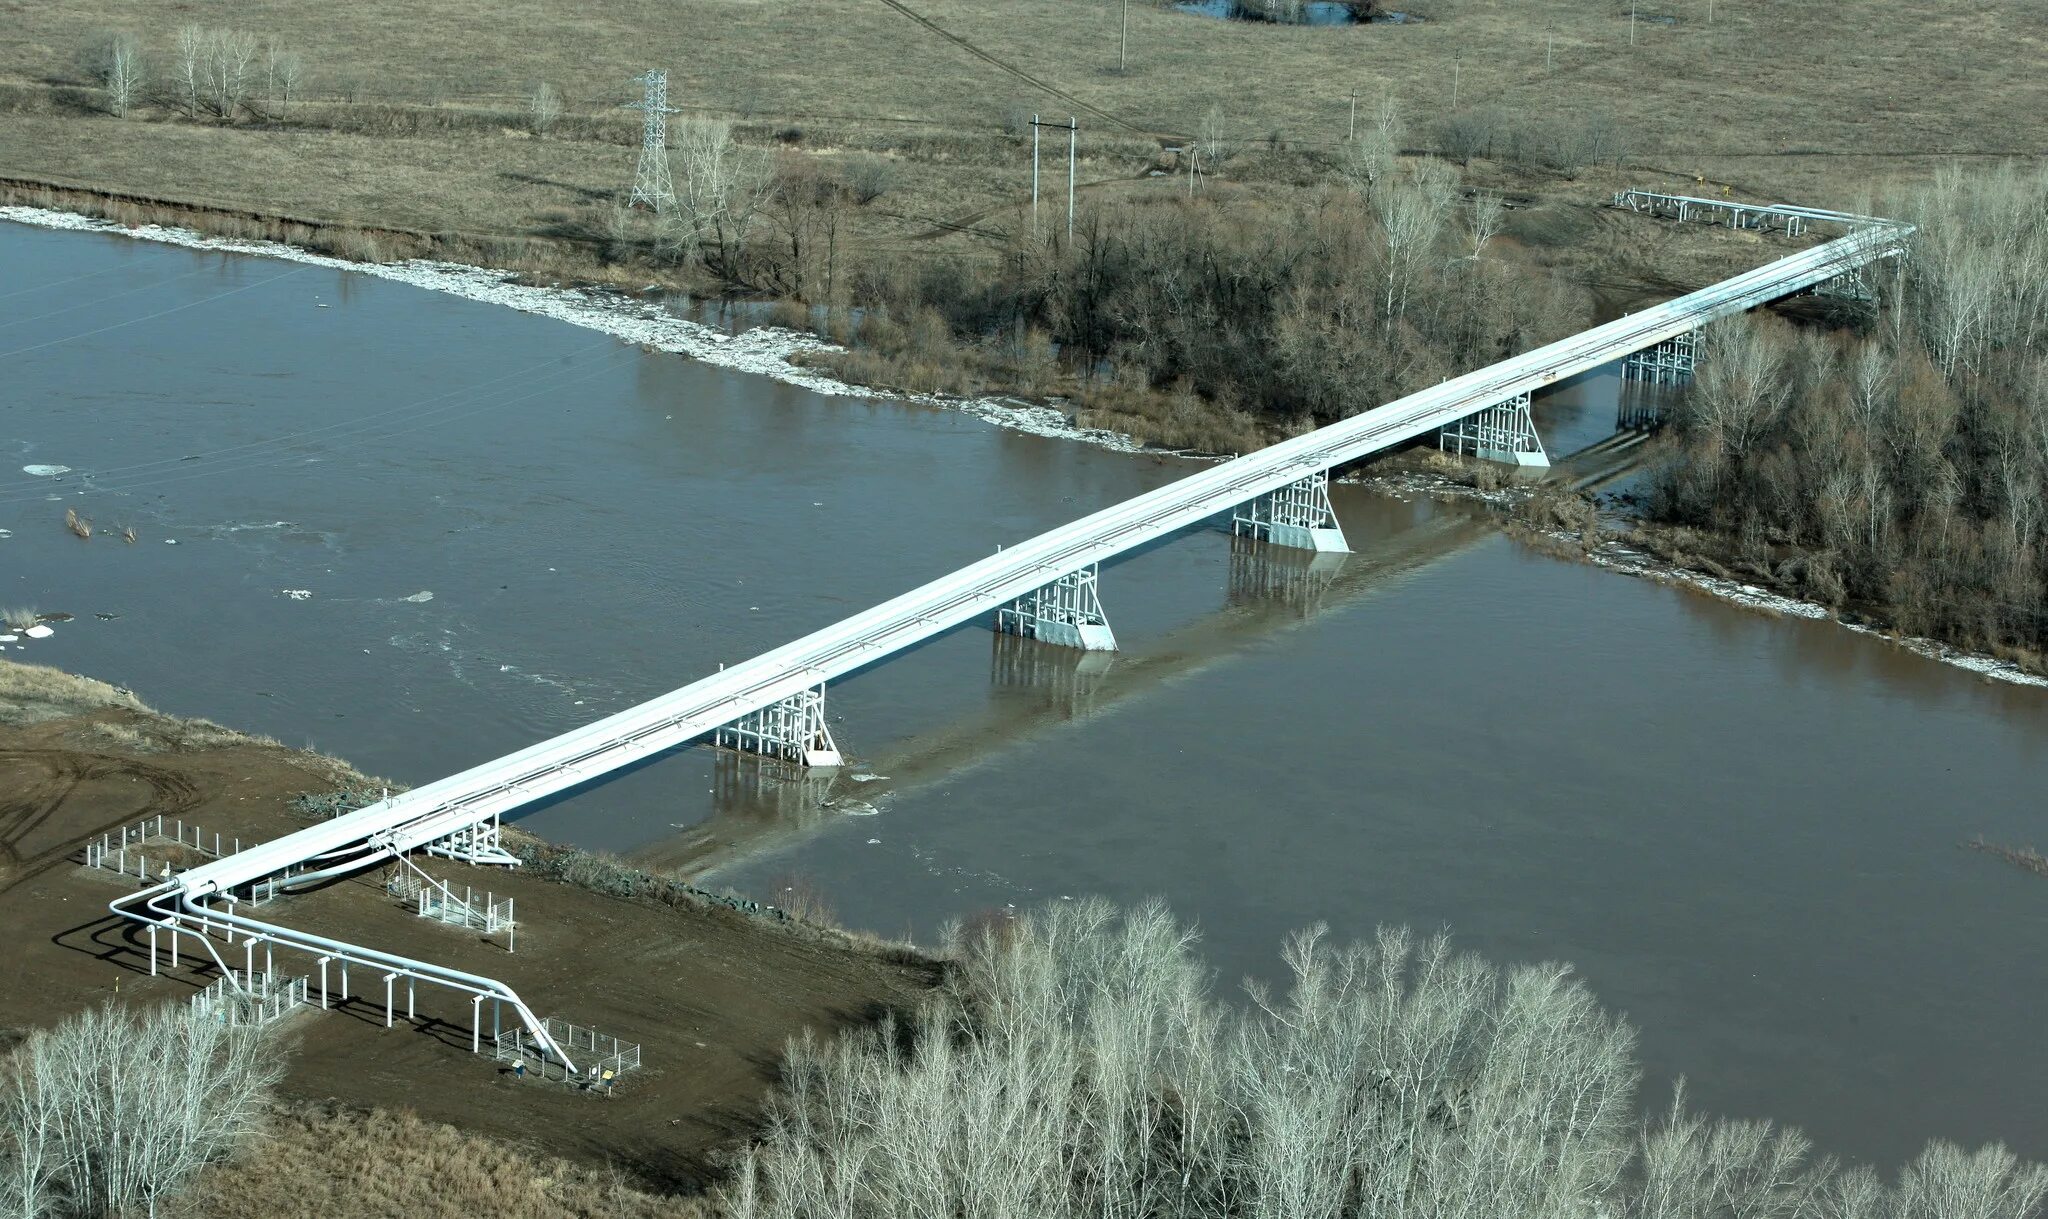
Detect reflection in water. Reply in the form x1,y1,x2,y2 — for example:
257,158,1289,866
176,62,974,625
13,219,2048,1170
651,503,1493,877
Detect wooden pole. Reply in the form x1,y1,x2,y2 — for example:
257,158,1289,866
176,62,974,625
1348,87,1358,140
1119,0,1130,71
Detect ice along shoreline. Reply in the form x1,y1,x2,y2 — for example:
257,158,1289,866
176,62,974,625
8,204,2042,694
0,204,1141,454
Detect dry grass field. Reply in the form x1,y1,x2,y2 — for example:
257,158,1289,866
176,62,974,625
0,0,2039,261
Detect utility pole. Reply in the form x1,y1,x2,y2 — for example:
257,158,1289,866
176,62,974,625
1119,0,1130,71
1029,115,1078,243
1067,115,1077,244
1031,112,1041,238
626,69,679,213
1348,87,1358,140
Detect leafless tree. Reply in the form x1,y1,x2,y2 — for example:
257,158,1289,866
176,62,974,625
528,81,563,136
0,1000,283,1218
1198,103,1229,165
203,29,258,120
1374,159,1458,332
662,116,773,278
173,25,205,117
717,900,2048,1219
1468,191,1505,259
265,40,304,117
92,32,147,118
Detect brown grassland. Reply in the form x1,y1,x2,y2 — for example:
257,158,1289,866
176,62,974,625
0,0,2040,272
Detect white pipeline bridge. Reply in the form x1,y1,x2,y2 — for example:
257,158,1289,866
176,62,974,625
112,196,1910,1071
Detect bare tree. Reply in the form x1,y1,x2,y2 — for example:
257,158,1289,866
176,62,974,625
662,116,773,277
265,40,304,117
203,29,258,120
528,81,563,136
92,32,147,118
1468,191,1505,259
1374,159,1458,331
1198,103,1228,166
174,25,205,117
1,1000,283,1218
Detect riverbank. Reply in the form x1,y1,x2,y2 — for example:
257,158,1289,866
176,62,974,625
0,203,1145,454
15,197,2039,697
0,657,941,1193
1370,462,2048,689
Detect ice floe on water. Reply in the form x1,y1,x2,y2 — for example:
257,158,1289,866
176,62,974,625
0,204,1142,454
24,625,54,639
401,591,434,603
22,465,70,477
281,589,313,601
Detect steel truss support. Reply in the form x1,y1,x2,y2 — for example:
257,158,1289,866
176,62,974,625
1623,330,1696,387
996,563,1117,651
1438,393,1550,468
424,811,520,867
1232,470,1349,553
1811,265,1876,304
714,685,843,768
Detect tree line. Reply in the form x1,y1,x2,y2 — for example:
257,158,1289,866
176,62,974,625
619,101,1583,453
1650,163,2048,666
718,899,2047,1219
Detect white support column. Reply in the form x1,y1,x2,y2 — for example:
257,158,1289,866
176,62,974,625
713,685,844,768
1232,470,1348,553
318,956,331,1009
1622,330,1696,387
995,563,1118,651
148,926,158,977
1438,392,1550,468
383,973,397,1029
472,995,484,1054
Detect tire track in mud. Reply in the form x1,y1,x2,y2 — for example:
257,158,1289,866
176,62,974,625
0,748,202,893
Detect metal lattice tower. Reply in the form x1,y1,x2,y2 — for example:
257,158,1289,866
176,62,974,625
627,70,678,212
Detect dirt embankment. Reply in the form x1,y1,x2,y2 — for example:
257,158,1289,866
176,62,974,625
0,659,941,1196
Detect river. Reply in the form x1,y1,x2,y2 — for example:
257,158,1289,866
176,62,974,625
4,218,2044,1169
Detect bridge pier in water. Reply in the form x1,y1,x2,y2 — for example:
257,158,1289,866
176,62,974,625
1438,392,1550,468
712,684,843,768
997,563,1117,651
1623,331,1696,388
1232,470,1349,552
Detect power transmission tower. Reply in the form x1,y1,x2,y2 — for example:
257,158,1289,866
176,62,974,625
627,69,679,212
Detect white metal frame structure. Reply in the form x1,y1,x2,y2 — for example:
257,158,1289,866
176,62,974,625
1232,471,1350,552
1437,392,1549,466
997,563,1118,651
110,200,1911,1077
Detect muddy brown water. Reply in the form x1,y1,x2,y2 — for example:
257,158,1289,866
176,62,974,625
4,220,2045,1169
